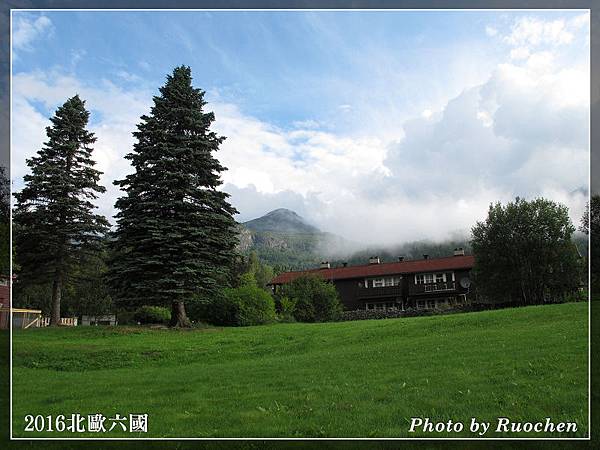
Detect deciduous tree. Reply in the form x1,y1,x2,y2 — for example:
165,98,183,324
471,197,580,305
278,274,343,322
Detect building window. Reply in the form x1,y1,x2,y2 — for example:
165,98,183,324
372,278,385,288
365,301,398,311
386,276,401,286
416,298,456,309
416,273,446,285
416,299,442,309
416,273,434,284
369,276,401,288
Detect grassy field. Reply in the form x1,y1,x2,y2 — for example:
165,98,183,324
10,302,588,438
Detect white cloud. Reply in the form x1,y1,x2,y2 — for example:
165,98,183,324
485,26,498,37
476,110,493,127
70,49,86,66
509,46,530,60
116,70,143,83
504,17,574,47
12,15,53,51
569,13,589,31
292,119,320,129
379,56,589,239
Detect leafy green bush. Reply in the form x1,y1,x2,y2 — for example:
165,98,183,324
276,296,296,323
565,289,588,303
278,275,343,323
116,309,136,325
134,306,171,324
204,285,276,326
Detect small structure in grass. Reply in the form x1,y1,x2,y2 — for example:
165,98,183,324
81,314,117,326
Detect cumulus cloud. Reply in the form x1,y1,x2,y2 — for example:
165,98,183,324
509,46,530,60
378,57,589,240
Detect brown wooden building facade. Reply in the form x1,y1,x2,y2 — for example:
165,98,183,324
269,252,475,311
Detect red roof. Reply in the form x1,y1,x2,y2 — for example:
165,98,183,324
269,255,475,285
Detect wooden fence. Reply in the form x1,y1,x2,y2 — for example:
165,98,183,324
39,317,78,327
0,308,78,329
0,308,42,329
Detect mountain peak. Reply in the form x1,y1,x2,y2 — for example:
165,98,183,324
265,208,303,219
243,209,320,234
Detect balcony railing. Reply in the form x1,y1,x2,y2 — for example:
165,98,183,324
357,285,403,299
410,282,456,295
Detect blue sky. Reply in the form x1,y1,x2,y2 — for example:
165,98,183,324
11,10,590,245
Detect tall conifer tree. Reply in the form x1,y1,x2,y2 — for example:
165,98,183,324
109,66,238,327
14,96,109,325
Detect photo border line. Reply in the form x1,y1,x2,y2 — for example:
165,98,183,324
8,6,593,441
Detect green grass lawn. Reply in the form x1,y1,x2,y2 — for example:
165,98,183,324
11,302,588,438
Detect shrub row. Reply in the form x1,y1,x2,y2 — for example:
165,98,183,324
134,305,171,324
339,296,589,322
116,306,171,325
203,285,276,327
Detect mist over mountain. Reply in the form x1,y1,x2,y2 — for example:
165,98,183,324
236,209,357,269
236,209,473,270
237,208,589,270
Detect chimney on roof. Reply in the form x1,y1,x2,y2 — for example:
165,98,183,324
398,256,404,262
369,256,380,264
423,254,429,260
320,261,330,269
453,248,465,256
342,262,348,267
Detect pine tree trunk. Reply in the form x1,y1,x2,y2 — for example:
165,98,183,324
50,270,62,326
170,300,191,328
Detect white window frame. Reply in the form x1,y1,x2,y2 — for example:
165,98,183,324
370,276,402,288
416,272,448,285
372,278,385,288
434,273,446,283
366,301,399,311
